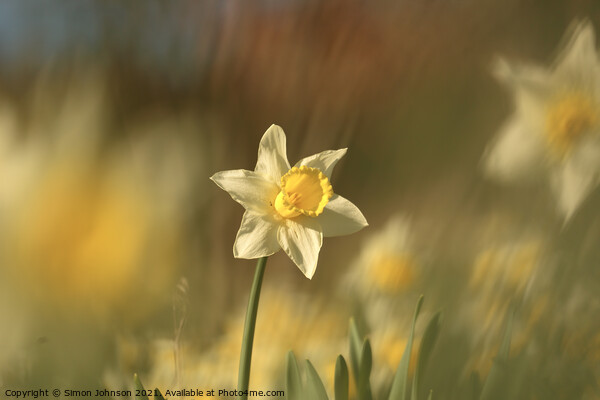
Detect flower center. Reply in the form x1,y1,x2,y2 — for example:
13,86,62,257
545,92,598,157
274,165,333,218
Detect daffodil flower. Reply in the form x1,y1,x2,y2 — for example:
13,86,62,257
211,124,368,279
344,216,418,297
484,21,600,220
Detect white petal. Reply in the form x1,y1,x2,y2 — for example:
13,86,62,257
552,160,597,221
572,133,600,172
233,211,280,259
553,137,600,220
317,194,368,237
277,218,323,279
493,57,554,115
553,21,600,86
210,169,279,213
255,124,291,184
493,57,551,92
483,116,547,182
294,148,347,179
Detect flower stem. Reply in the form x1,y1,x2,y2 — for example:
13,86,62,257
237,256,268,400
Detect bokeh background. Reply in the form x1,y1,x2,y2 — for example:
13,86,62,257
1,1,600,399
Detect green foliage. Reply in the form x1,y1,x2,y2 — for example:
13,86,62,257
349,317,365,385
388,295,424,400
411,311,442,400
285,295,441,400
335,355,350,400
133,373,166,400
134,374,150,400
306,360,330,400
285,351,329,400
154,388,166,400
286,351,304,400
357,339,374,400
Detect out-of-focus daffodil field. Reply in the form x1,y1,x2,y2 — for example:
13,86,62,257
1,1,600,399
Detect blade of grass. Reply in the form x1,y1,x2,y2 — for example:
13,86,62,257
286,351,303,400
305,360,329,400
349,317,363,388
411,311,442,400
335,355,349,400
134,374,149,400
388,295,424,400
358,339,373,400
154,388,166,400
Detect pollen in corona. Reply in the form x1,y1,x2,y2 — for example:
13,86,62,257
545,92,598,157
274,166,333,218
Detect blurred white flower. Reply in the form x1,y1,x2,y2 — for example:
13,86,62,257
344,216,419,297
461,237,551,377
211,124,368,279
470,239,542,297
484,21,600,220
366,302,419,395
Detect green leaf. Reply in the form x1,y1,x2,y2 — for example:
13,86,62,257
411,311,442,400
388,295,424,400
334,355,349,400
349,317,363,388
154,388,166,400
427,390,433,400
479,308,514,400
286,351,304,400
305,360,329,400
358,339,373,400
134,374,149,400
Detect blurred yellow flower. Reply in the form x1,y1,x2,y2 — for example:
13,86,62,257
460,237,554,383
143,286,345,398
210,124,368,279
12,165,152,310
484,21,600,219
370,253,417,293
367,304,421,395
0,75,195,320
345,216,419,296
470,240,542,295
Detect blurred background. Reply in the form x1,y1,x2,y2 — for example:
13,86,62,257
1,1,600,399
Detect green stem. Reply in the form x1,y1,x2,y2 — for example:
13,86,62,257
237,256,268,400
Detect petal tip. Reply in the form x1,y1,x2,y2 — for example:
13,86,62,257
209,170,228,184
301,262,317,279
264,124,286,138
